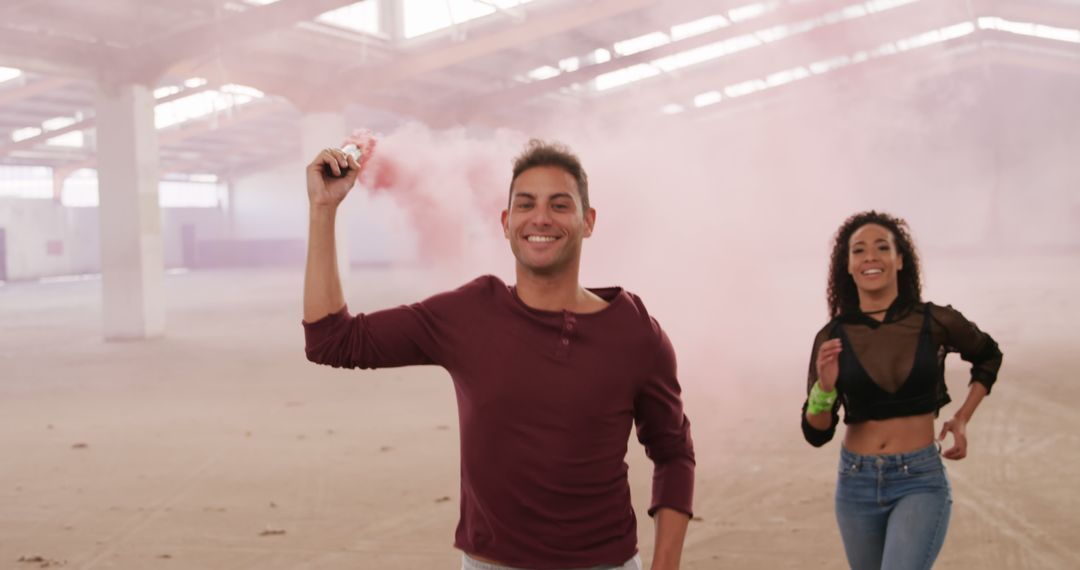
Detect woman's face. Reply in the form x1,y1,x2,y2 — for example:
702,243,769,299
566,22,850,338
847,223,904,297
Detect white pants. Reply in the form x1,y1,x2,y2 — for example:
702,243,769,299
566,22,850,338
461,553,643,570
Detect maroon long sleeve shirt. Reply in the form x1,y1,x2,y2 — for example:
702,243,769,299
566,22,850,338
303,275,694,568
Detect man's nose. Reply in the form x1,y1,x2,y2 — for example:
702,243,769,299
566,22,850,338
531,206,553,225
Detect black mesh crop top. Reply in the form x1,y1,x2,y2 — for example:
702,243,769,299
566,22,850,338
801,300,1002,447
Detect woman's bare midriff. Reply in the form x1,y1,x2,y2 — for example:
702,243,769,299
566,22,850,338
843,413,936,455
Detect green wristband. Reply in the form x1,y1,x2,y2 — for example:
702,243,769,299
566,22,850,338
807,381,837,415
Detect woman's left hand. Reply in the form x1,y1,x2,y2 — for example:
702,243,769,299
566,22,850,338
938,417,968,460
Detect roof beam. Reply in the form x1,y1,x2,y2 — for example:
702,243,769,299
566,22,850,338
0,83,216,157
451,0,933,119
0,27,120,77
682,39,973,123
978,30,1080,75
0,76,76,107
638,30,1080,126
53,100,292,180
0,0,40,18
204,61,451,124
682,31,1078,126
334,0,658,98
562,0,962,122
157,101,290,146
220,149,303,181
983,0,1080,30
127,0,366,82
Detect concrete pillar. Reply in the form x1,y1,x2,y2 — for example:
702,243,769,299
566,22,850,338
300,112,350,285
95,83,165,340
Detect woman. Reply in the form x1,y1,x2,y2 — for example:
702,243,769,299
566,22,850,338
802,211,1002,570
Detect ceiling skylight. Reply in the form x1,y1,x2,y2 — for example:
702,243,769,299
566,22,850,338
154,84,265,130
614,32,671,56
693,91,722,107
317,1,380,35
978,17,1080,44
403,0,535,39
671,15,730,41
670,20,982,115
728,2,777,23
594,64,662,92
0,66,22,84
527,66,562,81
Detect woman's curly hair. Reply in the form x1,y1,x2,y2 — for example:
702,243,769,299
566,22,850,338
827,211,922,317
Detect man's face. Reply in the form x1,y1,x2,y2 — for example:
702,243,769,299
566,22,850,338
501,166,596,277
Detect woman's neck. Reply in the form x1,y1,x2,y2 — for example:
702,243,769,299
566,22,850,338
857,288,898,316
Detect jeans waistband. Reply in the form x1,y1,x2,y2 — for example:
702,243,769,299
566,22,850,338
840,442,941,469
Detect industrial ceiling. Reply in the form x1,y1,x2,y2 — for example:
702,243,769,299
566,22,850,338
1,0,1077,187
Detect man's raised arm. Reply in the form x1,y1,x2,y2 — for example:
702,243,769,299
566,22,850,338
303,147,361,323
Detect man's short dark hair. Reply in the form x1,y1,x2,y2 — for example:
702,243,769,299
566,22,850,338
509,139,590,211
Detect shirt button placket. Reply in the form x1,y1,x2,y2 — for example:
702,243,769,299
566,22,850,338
556,313,576,358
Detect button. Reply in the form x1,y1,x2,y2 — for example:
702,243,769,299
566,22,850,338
561,338,570,345
565,323,575,331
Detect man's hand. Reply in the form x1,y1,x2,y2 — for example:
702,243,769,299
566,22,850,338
306,147,361,209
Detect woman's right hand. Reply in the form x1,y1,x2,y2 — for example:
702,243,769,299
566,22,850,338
815,338,842,392
306,147,361,209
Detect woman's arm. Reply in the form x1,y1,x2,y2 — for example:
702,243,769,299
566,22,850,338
932,303,1002,460
802,326,842,446
938,381,988,460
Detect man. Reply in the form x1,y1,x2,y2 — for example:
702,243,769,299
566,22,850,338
303,139,694,570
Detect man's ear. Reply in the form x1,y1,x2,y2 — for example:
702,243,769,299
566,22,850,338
583,208,596,237
501,209,510,238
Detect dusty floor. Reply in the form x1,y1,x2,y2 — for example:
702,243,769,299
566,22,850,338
1,253,1077,569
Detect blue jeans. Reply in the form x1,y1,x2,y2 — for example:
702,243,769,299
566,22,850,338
835,443,952,570
461,553,642,570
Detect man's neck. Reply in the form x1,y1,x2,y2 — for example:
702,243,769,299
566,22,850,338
514,265,604,313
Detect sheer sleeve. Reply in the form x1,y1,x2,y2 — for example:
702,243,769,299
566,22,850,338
801,322,841,447
930,303,1003,394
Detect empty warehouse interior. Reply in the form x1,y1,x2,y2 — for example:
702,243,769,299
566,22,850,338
2,1,1079,568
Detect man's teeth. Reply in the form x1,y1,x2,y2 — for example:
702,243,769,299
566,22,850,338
863,268,883,275
527,236,557,242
